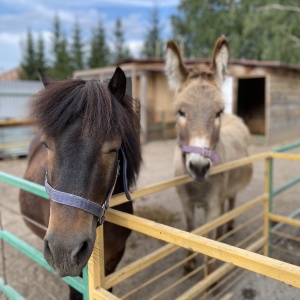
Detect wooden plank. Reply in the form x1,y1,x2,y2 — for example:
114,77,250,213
105,194,265,289
105,209,300,289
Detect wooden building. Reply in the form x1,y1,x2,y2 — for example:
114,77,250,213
74,58,300,144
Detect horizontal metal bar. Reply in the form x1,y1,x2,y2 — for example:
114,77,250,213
0,171,49,200
271,152,300,162
0,118,36,127
93,287,120,300
110,153,269,207
106,209,300,289
0,142,29,150
0,92,36,97
0,276,26,300
105,194,265,289
273,175,300,196
177,237,265,300
0,230,84,293
272,208,300,231
268,213,300,227
274,141,300,153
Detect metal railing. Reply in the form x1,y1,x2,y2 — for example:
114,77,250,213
0,144,300,299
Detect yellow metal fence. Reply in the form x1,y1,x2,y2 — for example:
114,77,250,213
88,151,300,299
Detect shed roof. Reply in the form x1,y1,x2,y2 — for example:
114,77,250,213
118,57,300,73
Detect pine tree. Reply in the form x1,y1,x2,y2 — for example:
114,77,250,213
50,15,73,79
171,0,300,64
142,5,163,58
20,29,38,80
36,33,47,71
71,20,84,70
88,19,110,68
112,18,131,63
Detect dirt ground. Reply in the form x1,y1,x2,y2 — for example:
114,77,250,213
0,138,300,300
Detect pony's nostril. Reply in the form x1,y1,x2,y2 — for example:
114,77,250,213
71,240,90,264
43,239,54,266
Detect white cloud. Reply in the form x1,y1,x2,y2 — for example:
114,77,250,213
0,0,179,71
127,40,144,57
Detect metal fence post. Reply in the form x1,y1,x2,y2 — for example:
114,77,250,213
264,157,273,257
88,226,105,299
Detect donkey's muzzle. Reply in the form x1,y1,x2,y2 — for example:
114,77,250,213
189,160,210,181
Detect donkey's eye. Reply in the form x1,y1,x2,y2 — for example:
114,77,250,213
216,110,223,118
177,109,186,118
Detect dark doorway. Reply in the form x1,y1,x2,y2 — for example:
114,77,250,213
237,77,265,135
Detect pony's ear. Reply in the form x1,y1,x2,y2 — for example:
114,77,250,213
38,69,53,87
212,35,229,89
165,40,188,93
108,67,127,101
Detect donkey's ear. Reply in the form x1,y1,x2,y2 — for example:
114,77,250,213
212,35,229,89
38,69,53,87
165,40,188,93
108,67,127,101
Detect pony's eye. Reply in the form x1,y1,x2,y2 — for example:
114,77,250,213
41,141,49,149
108,148,118,154
177,109,186,118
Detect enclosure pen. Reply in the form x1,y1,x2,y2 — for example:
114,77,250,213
0,144,300,299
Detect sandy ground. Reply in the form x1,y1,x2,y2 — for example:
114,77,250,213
0,138,300,300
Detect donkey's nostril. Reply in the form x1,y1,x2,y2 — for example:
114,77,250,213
189,161,210,179
189,161,197,173
202,162,210,174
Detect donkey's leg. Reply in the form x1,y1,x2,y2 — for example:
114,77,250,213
204,202,222,275
205,202,222,240
181,198,197,273
226,196,236,232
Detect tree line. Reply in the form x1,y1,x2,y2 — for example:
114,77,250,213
21,1,300,80
171,0,300,64
21,7,162,80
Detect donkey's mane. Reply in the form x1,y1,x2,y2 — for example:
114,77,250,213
32,78,141,187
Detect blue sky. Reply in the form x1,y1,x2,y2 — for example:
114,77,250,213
0,0,179,73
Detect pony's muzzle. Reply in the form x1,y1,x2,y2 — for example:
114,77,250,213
44,232,93,277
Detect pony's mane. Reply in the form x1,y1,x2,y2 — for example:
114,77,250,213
32,78,141,187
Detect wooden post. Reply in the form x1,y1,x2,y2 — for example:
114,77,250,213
140,71,148,142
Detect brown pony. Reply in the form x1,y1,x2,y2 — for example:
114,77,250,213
19,67,141,299
165,36,252,271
